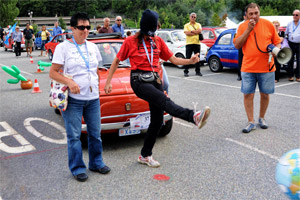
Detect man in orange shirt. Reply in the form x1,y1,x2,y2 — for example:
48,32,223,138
234,3,281,133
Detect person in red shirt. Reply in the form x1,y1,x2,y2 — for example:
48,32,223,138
104,9,211,168
234,3,281,133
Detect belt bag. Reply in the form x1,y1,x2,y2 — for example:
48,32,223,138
139,71,155,82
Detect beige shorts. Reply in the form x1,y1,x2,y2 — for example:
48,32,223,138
25,39,33,48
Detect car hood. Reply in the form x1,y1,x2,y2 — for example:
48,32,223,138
99,68,134,95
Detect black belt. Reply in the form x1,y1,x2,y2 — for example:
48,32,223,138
131,71,159,77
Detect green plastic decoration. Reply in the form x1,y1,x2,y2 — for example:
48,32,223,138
1,65,28,84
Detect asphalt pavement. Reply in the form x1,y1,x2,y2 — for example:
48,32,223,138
0,47,299,200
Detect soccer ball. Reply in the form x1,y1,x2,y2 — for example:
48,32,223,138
276,149,300,200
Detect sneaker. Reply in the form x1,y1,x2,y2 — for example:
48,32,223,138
138,155,160,168
193,106,211,129
184,73,189,77
196,72,203,76
258,118,268,129
242,122,256,133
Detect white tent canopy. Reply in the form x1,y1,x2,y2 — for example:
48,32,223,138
260,16,292,27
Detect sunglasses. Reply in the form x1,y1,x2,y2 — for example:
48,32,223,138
117,19,122,21
191,16,196,18
293,14,299,16
76,25,91,30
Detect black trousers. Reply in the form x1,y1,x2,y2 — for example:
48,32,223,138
130,72,194,157
287,41,300,78
184,44,201,74
238,48,243,78
274,58,281,81
15,42,21,56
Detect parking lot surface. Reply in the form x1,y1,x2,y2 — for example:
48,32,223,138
0,47,299,200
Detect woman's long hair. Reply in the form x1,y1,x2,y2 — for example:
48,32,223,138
135,31,156,50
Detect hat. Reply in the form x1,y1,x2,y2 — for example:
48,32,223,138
140,9,159,37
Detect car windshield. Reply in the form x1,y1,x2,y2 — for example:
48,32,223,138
96,42,130,68
171,31,186,42
215,29,227,37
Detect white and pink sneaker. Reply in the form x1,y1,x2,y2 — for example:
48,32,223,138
193,106,211,129
138,155,160,168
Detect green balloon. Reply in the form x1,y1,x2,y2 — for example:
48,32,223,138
2,66,18,77
39,66,45,71
11,65,21,74
38,61,52,67
7,79,19,84
17,74,27,81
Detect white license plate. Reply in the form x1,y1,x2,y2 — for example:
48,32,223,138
21,44,25,48
119,128,141,136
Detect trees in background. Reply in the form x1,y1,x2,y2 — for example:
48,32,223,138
1,0,297,28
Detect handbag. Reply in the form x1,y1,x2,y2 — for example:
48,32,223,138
139,71,155,82
49,68,70,111
199,33,204,41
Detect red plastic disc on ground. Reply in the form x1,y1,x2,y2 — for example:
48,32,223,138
153,174,170,181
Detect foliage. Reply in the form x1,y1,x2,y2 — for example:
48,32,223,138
9,0,299,29
0,0,19,27
32,24,38,34
58,17,66,30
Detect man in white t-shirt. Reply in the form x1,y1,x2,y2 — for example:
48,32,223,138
49,12,110,182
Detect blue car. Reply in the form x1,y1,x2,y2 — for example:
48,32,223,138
34,30,53,50
206,28,238,72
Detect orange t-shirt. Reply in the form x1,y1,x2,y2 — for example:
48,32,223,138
234,18,281,73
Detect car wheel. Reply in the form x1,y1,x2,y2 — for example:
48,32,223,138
35,45,38,50
175,53,185,68
48,50,53,60
158,118,173,137
208,56,223,72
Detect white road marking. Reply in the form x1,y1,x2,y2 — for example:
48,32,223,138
0,121,36,154
169,75,300,98
275,82,298,88
173,119,193,128
24,117,67,144
225,138,280,161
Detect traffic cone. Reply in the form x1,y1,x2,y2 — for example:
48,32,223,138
30,56,34,64
32,79,42,93
35,66,42,73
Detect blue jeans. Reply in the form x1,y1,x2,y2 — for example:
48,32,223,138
62,96,105,176
241,72,275,94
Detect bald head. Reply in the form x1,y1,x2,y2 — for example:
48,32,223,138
293,9,300,22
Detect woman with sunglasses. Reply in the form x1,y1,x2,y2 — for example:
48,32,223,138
104,9,211,168
49,12,110,182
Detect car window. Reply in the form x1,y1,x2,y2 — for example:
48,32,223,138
215,29,227,37
171,31,185,42
217,33,232,45
202,30,214,39
96,42,130,68
158,33,171,43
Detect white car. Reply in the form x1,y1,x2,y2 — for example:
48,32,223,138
156,29,208,68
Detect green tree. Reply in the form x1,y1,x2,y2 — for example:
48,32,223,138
0,0,19,27
58,17,66,30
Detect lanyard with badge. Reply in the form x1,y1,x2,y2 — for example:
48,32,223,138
142,38,161,84
72,36,92,92
291,22,299,40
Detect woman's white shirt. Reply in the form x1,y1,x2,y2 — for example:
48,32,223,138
52,40,102,100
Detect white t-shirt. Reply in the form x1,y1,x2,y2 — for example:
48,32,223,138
52,40,102,100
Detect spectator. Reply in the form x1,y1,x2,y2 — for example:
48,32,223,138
49,12,110,182
96,24,101,33
12,26,23,57
99,17,113,33
236,13,247,81
285,9,300,82
39,25,50,57
183,12,202,77
104,9,211,168
0,26,4,42
272,20,285,83
112,16,124,36
126,30,131,37
53,22,62,37
23,23,34,57
234,3,281,133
